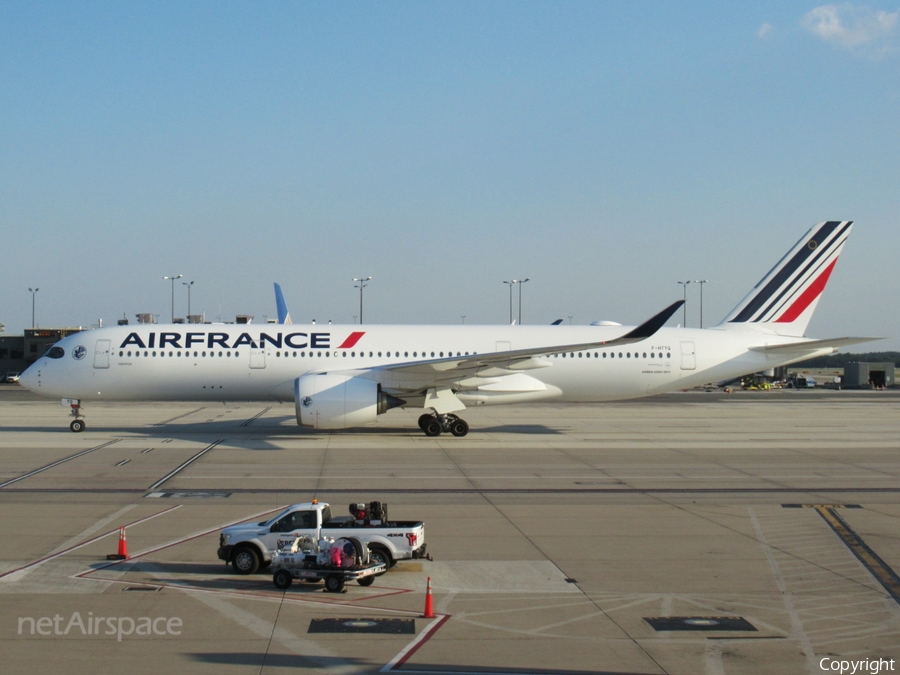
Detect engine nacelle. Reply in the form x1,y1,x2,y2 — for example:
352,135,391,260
294,373,405,429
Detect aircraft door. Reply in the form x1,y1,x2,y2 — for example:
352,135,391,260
250,348,266,369
680,341,696,370
93,340,111,369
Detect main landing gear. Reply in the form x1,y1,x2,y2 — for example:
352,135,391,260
68,401,85,433
417,413,469,437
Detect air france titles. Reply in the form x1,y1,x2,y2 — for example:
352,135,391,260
118,332,331,351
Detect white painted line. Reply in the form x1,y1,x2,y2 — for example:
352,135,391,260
74,504,288,578
382,614,451,672
0,505,181,582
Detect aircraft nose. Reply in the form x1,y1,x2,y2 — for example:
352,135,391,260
19,364,39,392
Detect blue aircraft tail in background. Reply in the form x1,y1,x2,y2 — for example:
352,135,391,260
274,283,292,324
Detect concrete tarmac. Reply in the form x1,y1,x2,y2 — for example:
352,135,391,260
1,387,899,674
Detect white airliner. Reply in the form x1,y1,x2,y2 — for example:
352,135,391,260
20,221,877,436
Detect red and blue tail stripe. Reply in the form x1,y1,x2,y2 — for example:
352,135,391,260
720,221,852,335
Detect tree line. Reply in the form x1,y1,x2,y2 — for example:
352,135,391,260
794,352,900,368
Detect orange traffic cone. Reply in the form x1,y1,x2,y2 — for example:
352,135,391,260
422,576,435,618
106,526,128,560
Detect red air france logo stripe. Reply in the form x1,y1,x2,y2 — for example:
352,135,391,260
338,331,366,349
775,259,838,323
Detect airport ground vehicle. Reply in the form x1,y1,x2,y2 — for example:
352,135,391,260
217,500,428,574
5,373,20,383
269,535,386,592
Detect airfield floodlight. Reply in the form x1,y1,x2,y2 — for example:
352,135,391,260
352,276,372,324
694,280,708,328
503,280,518,324
163,275,183,323
677,280,691,326
517,278,530,325
183,281,195,320
28,287,40,328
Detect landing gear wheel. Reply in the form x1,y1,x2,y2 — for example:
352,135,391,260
273,570,293,590
450,419,469,437
70,419,85,433
357,576,375,587
324,575,345,593
423,419,442,436
418,414,433,430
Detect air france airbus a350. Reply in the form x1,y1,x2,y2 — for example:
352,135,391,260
21,221,877,436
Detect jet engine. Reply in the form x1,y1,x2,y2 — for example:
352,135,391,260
294,373,405,429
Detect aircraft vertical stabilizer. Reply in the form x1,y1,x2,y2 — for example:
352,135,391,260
717,221,852,337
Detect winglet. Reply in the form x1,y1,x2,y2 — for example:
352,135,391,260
618,301,684,341
274,283,292,324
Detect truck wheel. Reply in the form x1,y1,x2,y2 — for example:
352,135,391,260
273,570,293,590
232,546,261,575
367,546,392,575
357,576,375,587
325,575,345,593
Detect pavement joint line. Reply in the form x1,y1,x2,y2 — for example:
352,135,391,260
4,486,900,495
0,439,121,489
0,504,182,581
814,506,900,605
146,438,225,490
239,406,271,427
152,406,206,425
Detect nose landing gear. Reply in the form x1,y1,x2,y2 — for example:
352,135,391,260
68,401,85,432
417,413,469,437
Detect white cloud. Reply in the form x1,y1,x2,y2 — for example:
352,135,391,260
802,3,898,55
758,22,774,38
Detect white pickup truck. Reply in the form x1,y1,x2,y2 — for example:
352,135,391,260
217,500,429,574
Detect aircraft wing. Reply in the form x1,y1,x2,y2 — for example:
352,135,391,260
355,300,684,394
749,336,883,353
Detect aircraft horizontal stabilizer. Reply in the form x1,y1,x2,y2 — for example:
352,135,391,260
749,337,882,353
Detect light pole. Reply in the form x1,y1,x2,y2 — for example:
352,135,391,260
694,280,708,328
183,281,194,321
352,277,371,324
517,278,530,325
28,287,39,328
677,280,691,326
503,280,517,324
163,275,182,322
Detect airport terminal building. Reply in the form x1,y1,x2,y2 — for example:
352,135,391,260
0,328,84,378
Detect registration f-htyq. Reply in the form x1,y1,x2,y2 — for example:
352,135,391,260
20,221,877,436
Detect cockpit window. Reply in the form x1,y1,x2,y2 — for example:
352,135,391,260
46,346,65,359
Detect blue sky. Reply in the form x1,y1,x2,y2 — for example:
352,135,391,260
2,2,898,349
